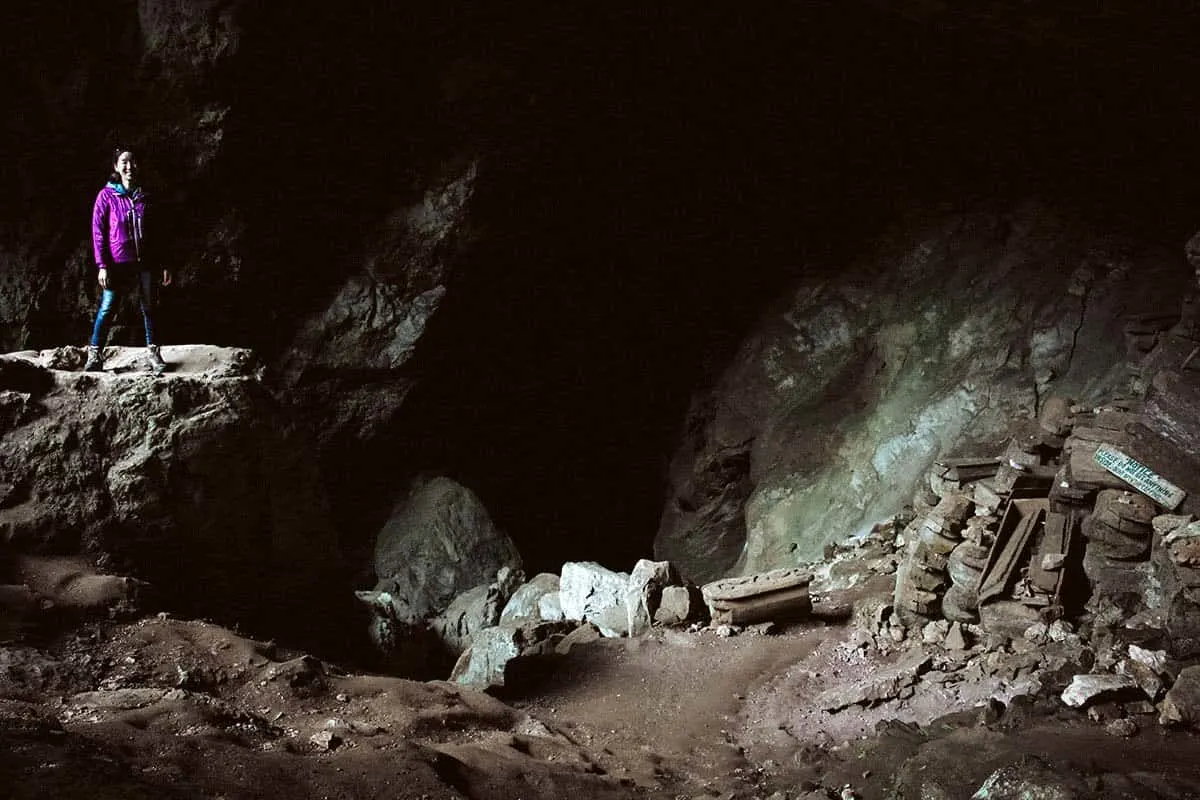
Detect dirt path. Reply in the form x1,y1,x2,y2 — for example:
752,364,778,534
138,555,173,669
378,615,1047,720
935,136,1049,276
499,625,832,796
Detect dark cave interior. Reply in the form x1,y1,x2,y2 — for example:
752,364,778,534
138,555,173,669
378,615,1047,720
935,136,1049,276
5,2,1200,578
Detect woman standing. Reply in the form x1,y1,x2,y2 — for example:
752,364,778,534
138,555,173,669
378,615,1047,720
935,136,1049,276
84,147,172,373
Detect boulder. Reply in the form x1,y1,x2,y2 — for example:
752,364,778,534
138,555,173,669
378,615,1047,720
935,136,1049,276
625,559,677,636
450,620,578,690
1060,674,1142,708
538,591,565,622
559,561,630,635
654,585,703,626
11,555,140,622
1116,656,1164,701
970,755,1087,800
434,566,524,654
366,476,522,623
1159,665,1200,730
590,605,633,638
500,573,561,623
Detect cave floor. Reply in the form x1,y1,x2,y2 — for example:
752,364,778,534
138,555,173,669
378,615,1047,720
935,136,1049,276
6,594,1200,800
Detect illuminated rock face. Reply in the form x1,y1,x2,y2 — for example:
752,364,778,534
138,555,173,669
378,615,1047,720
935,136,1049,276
0,346,339,635
656,205,1191,582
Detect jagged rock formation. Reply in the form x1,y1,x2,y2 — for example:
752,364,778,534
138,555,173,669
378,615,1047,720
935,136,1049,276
657,204,1191,581
0,346,339,635
275,162,478,448
358,475,522,624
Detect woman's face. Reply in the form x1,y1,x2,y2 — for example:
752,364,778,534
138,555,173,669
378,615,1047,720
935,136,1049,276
114,151,137,184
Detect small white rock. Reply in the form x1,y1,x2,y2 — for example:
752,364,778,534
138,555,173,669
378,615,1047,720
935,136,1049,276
1128,644,1167,675
1023,622,1050,644
309,730,342,751
1061,674,1140,708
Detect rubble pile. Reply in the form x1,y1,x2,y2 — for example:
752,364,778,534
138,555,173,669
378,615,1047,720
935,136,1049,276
873,316,1200,735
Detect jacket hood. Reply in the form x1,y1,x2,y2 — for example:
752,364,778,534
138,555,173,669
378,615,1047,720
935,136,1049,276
106,181,143,199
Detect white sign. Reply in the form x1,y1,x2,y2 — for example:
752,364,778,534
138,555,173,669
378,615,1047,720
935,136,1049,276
1094,444,1186,510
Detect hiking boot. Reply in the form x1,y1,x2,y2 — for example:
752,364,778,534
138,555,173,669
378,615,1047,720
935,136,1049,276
84,346,104,372
147,345,167,375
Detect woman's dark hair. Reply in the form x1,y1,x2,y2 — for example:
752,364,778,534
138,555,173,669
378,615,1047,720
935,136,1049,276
108,146,135,182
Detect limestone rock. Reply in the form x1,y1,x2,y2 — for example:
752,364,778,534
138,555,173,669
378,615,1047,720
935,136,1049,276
1104,717,1138,737
1159,665,1200,729
921,619,950,645
625,559,677,636
13,555,139,616
500,573,561,623
656,205,1185,579
554,622,602,654
1127,644,1167,675
590,605,633,638
944,621,968,651
654,585,703,626
1116,656,1164,701
450,620,578,690
538,592,565,622
971,755,1086,799
367,476,522,623
277,161,479,449
1162,521,1200,569
0,347,338,634
1060,674,1142,708
309,730,342,751
817,650,930,711
434,566,524,654
559,562,630,634
1152,514,1194,536
69,689,170,711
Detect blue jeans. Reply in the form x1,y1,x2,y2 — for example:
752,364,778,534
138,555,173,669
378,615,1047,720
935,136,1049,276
90,263,157,347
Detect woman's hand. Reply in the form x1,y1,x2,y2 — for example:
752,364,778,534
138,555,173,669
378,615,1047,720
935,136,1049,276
97,268,108,290
162,269,173,287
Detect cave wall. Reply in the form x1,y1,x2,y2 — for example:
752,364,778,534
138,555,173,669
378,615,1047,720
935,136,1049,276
655,203,1191,581
2,2,1199,580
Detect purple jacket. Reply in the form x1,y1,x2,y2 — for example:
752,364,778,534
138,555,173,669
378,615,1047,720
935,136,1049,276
91,182,146,267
